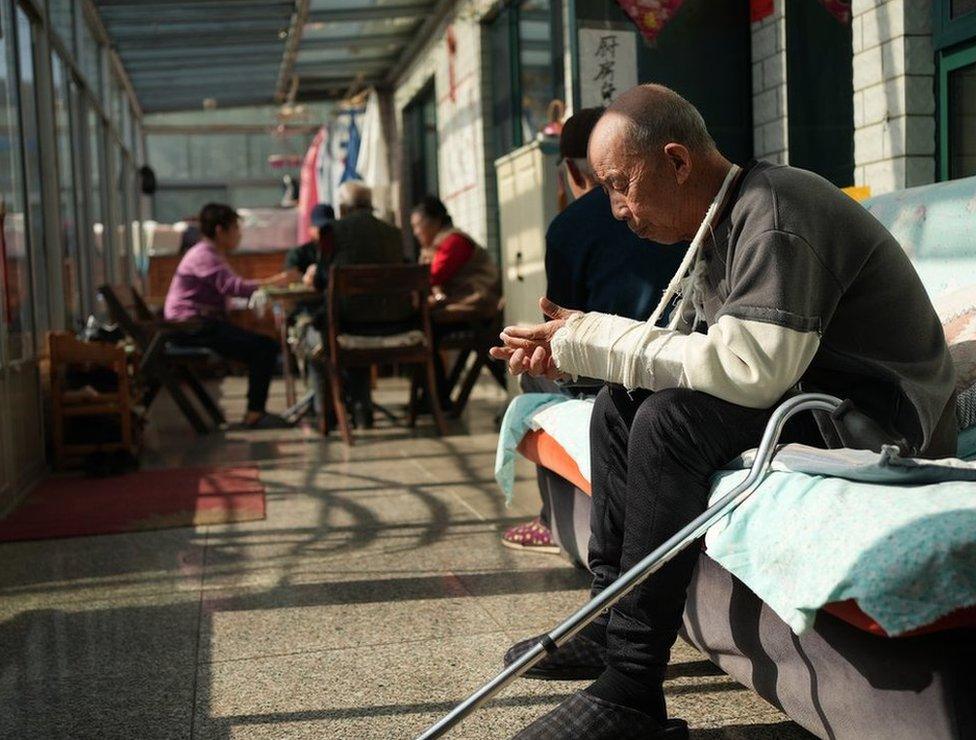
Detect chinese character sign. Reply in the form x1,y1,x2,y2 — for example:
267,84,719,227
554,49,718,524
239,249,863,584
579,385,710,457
614,0,685,43
579,28,638,108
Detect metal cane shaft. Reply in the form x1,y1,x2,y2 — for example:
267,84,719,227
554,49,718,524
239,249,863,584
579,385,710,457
418,393,842,740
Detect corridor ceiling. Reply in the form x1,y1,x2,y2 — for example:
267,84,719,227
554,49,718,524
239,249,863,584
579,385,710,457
94,0,441,112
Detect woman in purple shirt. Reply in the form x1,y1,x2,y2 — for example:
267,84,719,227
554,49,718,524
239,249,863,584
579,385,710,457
164,203,288,427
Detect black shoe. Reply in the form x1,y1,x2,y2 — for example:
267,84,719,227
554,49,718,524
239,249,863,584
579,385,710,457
243,413,293,430
512,691,688,740
504,632,606,680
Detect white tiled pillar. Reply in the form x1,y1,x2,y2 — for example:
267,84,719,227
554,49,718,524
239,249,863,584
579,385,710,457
852,0,935,194
751,0,789,164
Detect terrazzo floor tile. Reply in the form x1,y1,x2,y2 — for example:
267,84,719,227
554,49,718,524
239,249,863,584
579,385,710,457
0,665,196,740
197,592,507,663
0,528,206,607
0,593,202,686
191,631,576,740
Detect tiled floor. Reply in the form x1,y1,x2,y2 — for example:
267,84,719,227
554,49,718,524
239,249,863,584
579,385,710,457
0,376,812,739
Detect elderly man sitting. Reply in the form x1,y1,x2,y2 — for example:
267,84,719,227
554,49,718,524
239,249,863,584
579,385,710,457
302,181,410,429
491,84,957,739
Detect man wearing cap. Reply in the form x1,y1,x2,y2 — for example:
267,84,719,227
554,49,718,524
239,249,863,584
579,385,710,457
282,203,335,287
502,107,687,555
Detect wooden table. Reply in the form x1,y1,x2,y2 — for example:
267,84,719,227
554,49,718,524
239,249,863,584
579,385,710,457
262,286,321,407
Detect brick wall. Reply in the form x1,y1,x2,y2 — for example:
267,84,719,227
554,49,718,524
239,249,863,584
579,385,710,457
751,0,789,164
852,0,936,193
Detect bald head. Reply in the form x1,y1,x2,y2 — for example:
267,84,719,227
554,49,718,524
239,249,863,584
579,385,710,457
337,180,372,216
587,84,729,245
603,84,715,156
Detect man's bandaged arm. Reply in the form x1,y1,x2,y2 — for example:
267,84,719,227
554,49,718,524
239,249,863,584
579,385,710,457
550,312,820,409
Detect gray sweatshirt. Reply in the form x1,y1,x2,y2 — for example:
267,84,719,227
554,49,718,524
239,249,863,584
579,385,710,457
551,161,956,455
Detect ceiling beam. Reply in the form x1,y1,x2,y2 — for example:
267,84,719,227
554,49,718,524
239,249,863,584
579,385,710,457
125,54,284,70
123,46,286,65
98,6,290,25
97,0,278,6
274,0,310,104
294,55,397,72
107,19,290,38
132,75,280,88
307,4,430,23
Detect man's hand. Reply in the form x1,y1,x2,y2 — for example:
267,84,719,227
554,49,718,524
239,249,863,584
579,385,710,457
301,263,318,287
489,297,581,380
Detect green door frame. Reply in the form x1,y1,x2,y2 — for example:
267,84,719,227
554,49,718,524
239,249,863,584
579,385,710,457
938,41,976,181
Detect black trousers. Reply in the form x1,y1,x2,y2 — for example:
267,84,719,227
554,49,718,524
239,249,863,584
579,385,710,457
587,385,823,683
175,320,278,413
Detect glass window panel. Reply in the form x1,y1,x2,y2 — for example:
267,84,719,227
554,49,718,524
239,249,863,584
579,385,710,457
113,144,132,282
52,54,83,329
0,4,33,361
518,0,563,143
948,59,976,179
951,0,976,19
49,0,75,55
78,15,102,98
187,133,249,180
122,99,133,155
87,105,108,286
489,7,516,159
127,164,143,282
146,133,189,179
15,7,46,354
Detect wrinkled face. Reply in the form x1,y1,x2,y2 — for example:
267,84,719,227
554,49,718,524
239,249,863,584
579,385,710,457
588,114,687,245
410,212,440,248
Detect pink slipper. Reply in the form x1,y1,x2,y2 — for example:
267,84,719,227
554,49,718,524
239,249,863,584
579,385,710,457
502,518,561,554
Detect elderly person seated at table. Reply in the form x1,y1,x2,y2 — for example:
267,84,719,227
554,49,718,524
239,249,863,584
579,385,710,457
410,195,501,323
491,84,956,739
303,181,411,430
282,203,336,286
163,202,289,428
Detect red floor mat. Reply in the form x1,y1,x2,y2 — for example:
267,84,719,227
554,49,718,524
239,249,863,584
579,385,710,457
0,466,266,542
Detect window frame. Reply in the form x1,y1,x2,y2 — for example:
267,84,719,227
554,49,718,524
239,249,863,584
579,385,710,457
485,0,565,159
937,41,976,180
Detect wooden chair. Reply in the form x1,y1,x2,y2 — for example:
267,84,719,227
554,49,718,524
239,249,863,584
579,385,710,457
325,264,448,445
98,284,226,434
434,298,508,417
48,331,137,469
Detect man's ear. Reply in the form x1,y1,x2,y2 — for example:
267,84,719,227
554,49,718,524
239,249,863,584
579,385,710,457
663,143,693,185
565,159,587,189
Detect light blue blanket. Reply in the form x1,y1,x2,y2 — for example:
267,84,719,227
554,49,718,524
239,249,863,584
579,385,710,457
497,395,976,635
494,393,568,503
706,446,976,635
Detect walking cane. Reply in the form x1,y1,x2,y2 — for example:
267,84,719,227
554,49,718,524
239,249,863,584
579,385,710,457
417,392,843,739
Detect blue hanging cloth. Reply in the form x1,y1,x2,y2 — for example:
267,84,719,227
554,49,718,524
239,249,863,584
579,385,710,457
340,113,363,183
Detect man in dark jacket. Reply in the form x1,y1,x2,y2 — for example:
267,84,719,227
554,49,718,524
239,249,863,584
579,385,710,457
502,108,687,554
304,181,408,429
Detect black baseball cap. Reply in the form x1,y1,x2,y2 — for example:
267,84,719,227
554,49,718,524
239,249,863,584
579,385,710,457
559,107,606,161
310,203,335,228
